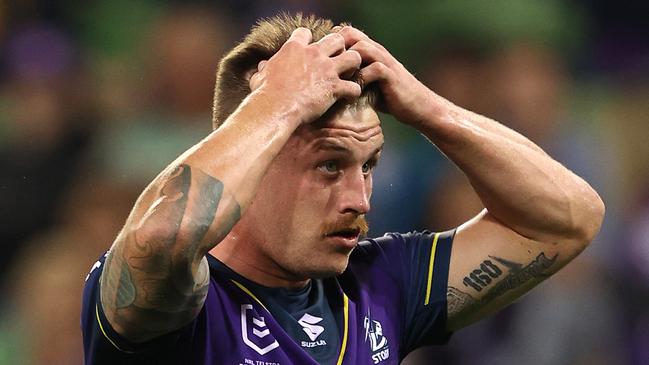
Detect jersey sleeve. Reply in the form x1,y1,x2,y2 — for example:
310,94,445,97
80,252,196,365
370,230,455,354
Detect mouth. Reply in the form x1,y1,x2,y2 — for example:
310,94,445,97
325,227,361,240
324,228,361,250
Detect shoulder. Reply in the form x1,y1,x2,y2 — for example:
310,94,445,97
352,230,454,260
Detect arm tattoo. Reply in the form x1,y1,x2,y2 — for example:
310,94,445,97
462,259,503,291
447,252,557,321
101,164,241,341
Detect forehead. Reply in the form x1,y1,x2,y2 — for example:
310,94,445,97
287,106,384,157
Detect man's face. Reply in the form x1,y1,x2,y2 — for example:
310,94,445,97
241,105,383,281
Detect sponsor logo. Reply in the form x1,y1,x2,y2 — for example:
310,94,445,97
241,304,279,355
298,313,327,348
363,309,390,364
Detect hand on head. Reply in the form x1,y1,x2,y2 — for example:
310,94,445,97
247,25,434,127
247,27,363,125
335,26,436,127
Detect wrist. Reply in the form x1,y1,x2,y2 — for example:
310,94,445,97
408,89,455,132
246,87,303,131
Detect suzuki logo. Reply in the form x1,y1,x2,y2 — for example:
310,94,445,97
241,304,279,355
298,313,325,341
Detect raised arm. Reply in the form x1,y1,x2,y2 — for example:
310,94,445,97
99,28,362,342
338,26,604,331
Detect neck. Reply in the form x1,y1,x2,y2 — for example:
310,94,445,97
210,231,310,289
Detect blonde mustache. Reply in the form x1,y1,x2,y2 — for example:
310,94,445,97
321,214,369,237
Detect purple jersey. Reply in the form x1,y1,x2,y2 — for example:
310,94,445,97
82,230,454,364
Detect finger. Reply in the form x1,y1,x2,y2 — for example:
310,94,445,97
349,40,385,65
359,62,392,86
249,71,263,91
338,26,386,51
331,25,343,33
314,33,345,56
333,49,362,74
257,60,267,72
287,27,313,45
333,79,362,100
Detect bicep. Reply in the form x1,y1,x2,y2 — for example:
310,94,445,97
445,209,580,331
100,163,234,343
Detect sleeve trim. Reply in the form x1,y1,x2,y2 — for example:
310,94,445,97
95,303,135,354
335,294,349,365
424,232,441,305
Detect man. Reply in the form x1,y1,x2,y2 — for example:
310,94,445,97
81,14,604,365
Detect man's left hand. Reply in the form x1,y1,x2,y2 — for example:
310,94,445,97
337,26,436,127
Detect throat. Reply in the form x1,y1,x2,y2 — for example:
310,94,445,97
210,236,310,289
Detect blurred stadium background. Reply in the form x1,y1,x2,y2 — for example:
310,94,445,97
0,0,648,364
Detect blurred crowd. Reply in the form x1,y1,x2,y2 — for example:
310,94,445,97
0,1,647,364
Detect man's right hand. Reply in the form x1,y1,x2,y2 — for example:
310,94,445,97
249,27,363,125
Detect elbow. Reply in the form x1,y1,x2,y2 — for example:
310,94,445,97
570,188,605,251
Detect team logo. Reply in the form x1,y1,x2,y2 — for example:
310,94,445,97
363,308,390,364
240,304,279,355
298,313,327,348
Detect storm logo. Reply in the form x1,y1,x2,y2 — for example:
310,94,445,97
363,309,390,364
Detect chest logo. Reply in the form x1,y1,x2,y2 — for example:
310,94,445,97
363,309,390,364
298,313,325,341
241,304,279,355
298,313,327,348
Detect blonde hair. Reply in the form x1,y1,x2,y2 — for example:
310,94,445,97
212,13,378,130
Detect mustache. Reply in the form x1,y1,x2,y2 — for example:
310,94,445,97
320,214,369,237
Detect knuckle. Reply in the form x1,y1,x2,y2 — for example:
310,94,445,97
342,25,358,35
338,26,352,35
295,27,311,35
283,40,299,50
329,32,344,42
373,62,388,72
349,50,362,63
306,46,320,57
358,40,372,49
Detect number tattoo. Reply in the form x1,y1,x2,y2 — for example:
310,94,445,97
448,252,557,321
462,259,503,291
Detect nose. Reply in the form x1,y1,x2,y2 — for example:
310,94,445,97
336,169,371,215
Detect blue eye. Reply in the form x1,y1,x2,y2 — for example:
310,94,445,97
318,161,338,173
363,159,377,174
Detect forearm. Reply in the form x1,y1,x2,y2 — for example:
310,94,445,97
100,89,301,341
418,92,604,244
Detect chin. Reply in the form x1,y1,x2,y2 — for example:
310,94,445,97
301,257,350,279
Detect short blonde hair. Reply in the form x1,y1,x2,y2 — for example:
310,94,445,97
212,13,378,130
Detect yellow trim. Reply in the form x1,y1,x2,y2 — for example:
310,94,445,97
335,294,349,365
424,233,441,305
95,304,133,353
231,279,268,311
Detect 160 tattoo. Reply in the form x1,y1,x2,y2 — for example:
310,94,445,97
447,252,558,321
462,259,503,291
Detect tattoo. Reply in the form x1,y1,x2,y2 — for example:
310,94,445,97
116,260,136,308
483,253,556,303
462,259,503,291
447,253,557,321
447,286,476,319
101,164,241,340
